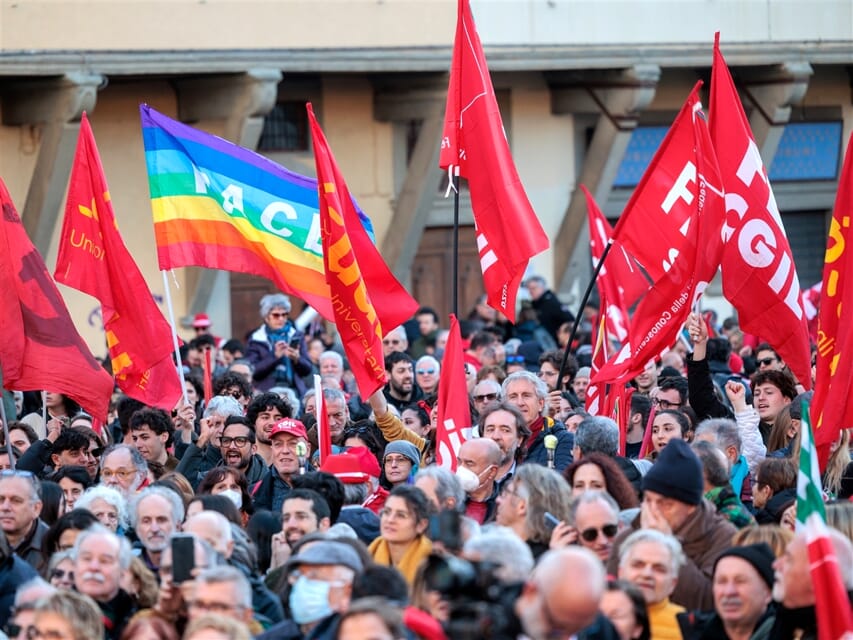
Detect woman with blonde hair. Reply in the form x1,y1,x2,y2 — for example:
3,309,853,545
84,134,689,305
31,590,104,640
730,523,793,557
183,613,251,640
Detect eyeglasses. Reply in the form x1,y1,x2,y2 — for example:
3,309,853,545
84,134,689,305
188,600,242,615
220,436,252,448
100,468,137,480
579,524,618,542
268,312,288,319
758,357,777,367
26,627,69,640
652,398,683,410
0,469,34,478
288,569,348,588
4,623,21,637
416,368,436,375
51,568,73,581
506,355,524,364
383,339,402,346
473,392,499,403
90,447,104,458
221,389,244,400
384,455,412,466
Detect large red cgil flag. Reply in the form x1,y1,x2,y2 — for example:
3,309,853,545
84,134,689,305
54,113,183,411
0,179,114,421
709,33,811,389
307,103,419,399
593,83,726,385
810,132,853,466
435,314,472,471
439,0,549,322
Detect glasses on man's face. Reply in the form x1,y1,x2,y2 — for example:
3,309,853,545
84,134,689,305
473,392,499,403
758,357,777,367
653,398,682,410
90,447,104,458
579,524,618,543
100,468,136,481
383,339,402,346
268,312,288,319
188,600,242,615
220,436,251,448
416,368,436,375
221,389,244,400
506,355,524,364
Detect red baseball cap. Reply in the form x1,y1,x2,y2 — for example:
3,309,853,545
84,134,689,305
192,312,212,328
346,446,381,479
269,418,308,440
320,453,369,484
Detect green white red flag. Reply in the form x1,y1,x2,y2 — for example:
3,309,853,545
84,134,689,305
796,402,853,640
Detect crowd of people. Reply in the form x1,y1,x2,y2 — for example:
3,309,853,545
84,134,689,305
1,280,852,640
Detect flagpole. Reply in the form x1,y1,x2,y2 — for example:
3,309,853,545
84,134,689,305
452,166,460,318
557,240,615,389
0,397,15,470
161,271,189,405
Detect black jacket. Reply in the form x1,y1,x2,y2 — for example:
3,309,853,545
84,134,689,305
0,542,38,629
524,417,574,472
531,289,574,339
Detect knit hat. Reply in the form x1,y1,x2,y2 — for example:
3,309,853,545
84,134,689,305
714,543,775,588
576,367,591,379
641,438,704,505
383,440,420,467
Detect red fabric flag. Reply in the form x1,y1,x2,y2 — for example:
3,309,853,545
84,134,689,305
583,185,647,341
0,179,113,421
435,314,471,471
709,34,811,389
585,308,608,417
594,83,726,384
439,0,549,322
307,103,418,399
54,114,182,411
810,133,853,465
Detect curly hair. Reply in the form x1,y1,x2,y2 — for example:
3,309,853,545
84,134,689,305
196,467,254,516
563,453,639,510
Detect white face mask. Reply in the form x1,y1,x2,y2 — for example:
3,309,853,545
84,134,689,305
455,466,481,493
219,488,243,510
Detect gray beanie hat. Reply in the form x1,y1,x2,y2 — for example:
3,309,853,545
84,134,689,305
383,440,421,467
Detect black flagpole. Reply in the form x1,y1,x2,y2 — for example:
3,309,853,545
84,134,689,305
557,239,615,388
452,167,460,318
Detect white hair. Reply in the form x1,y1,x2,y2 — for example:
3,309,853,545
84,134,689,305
74,485,129,529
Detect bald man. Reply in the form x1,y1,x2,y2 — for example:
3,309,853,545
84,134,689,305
514,547,609,639
457,438,501,524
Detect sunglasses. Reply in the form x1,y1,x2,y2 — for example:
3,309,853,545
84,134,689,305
580,524,618,543
416,368,436,375
51,568,73,580
758,357,777,367
506,355,524,364
268,312,288,319
473,392,499,403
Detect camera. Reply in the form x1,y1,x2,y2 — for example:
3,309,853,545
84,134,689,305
422,552,522,640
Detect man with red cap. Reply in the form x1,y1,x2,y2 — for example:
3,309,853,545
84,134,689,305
320,452,381,544
250,418,312,512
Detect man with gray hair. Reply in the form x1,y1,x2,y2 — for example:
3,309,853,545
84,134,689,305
414,465,465,514
472,378,502,416
131,486,185,578
502,370,573,471
618,529,686,639
188,565,255,627
245,292,312,394
463,525,534,584
692,440,754,529
73,525,136,638
7,577,54,640
175,394,242,485
99,444,148,500
693,414,763,504
318,350,345,385
0,470,47,572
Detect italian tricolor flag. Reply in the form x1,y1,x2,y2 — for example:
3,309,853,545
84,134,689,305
797,403,853,640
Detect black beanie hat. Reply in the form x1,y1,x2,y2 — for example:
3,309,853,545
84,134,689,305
714,543,776,588
641,439,704,505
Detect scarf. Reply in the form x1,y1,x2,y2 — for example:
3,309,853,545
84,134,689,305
368,534,433,586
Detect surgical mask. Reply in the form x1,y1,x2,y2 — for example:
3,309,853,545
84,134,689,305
219,489,243,510
455,465,481,493
288,575,333,624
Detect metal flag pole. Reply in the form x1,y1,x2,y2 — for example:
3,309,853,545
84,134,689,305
161,271,190,405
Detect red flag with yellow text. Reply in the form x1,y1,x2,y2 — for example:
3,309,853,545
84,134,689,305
307,103,418,399
439,0,549,322
54,113,182,411
709,34,811,389
0,179,113,420
810,133,853,465
435,314,471,471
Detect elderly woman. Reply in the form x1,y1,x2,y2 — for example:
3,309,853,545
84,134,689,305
245,293,312,394
414,356,440,396
30,590,104,640
73,485,129,533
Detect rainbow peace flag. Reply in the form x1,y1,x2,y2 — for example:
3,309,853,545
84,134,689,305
140,104,374,320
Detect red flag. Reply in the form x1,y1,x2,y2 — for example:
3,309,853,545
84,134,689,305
594,83,726,384
709,33,811,389
202,348,213,405
307,103,418,399
810,133,853,465
435,315,471,471
583,186,647,341
0,179,113,421
439,0,548,322
585,308,608,417
54,113,182,411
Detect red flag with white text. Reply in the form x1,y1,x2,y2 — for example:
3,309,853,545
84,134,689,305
439,0,549,322
709,34,811,389
593,83,726,384
0,179,114,421
583,185,647,341
308,103,418,399
810,134,853,465
435,314,472,471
